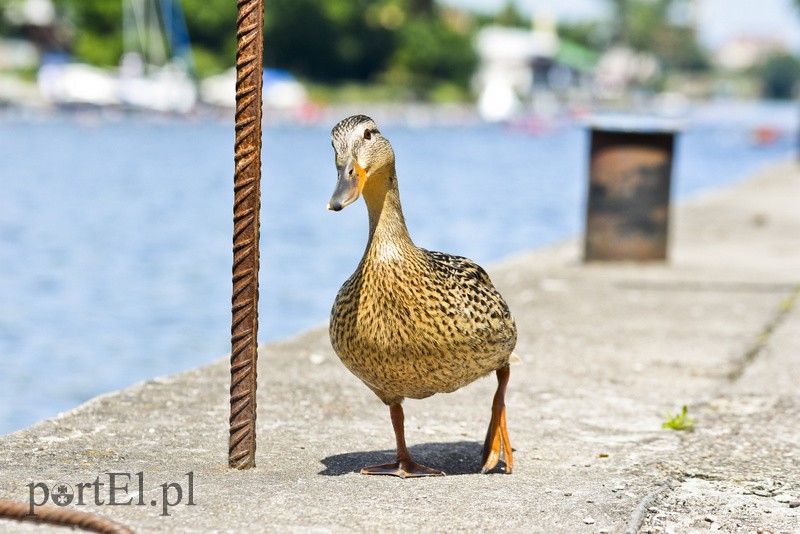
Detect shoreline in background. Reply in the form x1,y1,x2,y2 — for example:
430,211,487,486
1,97,798,128
0,103,796,437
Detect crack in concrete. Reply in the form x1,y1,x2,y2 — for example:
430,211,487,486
624,478,675,534
727,285,800,382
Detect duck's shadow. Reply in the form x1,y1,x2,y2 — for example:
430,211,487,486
320,441,505,476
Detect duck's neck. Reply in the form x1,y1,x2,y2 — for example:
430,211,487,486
362,168,413,260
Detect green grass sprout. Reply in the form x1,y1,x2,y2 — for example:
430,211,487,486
662,405,695,431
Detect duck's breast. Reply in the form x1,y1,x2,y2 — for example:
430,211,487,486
329,250,516,399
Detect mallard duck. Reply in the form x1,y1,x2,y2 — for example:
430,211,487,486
327,115,517,477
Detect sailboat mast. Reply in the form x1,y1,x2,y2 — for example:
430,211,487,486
147,0,167,67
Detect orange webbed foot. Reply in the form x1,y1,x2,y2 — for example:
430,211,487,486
361,459,445,478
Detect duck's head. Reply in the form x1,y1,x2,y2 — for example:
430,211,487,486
328,115,395,211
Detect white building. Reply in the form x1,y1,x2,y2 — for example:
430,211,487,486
473,12,595,122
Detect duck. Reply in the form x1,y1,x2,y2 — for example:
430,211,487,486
327,115,517,477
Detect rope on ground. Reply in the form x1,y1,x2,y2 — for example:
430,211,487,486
0,499,135,533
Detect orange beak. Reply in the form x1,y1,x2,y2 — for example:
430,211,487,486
327,157,366,211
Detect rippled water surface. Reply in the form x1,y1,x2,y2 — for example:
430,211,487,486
0,102,795,434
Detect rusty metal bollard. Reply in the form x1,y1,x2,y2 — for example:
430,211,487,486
229,0,264,469
583,117,680,262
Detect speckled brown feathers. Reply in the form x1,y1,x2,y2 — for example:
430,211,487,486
328,115,517,407
331,245,516,405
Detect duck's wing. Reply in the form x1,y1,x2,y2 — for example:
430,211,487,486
421,249,517,349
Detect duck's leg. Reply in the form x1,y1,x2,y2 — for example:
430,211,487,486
481,365,513,474
361,403,446,478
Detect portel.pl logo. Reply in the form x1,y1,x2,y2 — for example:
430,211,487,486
28,472,195,517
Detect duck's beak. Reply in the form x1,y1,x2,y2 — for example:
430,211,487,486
327,157,366,211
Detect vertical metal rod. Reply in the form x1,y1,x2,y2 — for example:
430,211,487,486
229,0,264,469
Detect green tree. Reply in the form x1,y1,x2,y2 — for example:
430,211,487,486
606,0,708,72
0,1,19,37
609,0,628,44
25,0,479,99
759,52,800,99
182,0,237,75
494,0,527,28
52,0,124,65
386,15,475,96
264,0,476,95
263,0,395,82
50,0,236,72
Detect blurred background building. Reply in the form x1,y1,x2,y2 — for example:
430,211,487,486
0,0,798,119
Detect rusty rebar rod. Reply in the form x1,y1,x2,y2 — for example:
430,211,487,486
0,500,134,534
229,0,264,469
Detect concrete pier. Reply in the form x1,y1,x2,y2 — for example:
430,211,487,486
1,161,799,533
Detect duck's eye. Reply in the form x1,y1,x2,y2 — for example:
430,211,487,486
363,129,372,140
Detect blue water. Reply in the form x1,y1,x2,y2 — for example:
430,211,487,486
0,102,795,435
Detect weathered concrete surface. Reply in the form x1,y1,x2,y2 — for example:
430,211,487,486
1,161,799,533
